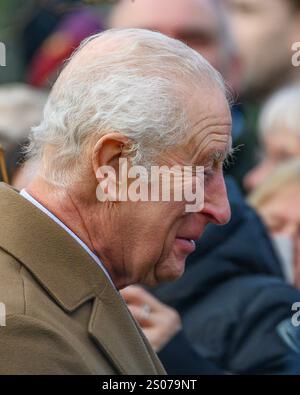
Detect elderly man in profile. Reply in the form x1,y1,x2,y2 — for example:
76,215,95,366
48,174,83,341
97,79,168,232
0,28,231,374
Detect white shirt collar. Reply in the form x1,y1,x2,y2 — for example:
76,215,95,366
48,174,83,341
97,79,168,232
20,189,115,288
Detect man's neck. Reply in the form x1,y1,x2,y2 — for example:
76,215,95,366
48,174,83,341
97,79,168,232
26,176,96,255
25,176,129,289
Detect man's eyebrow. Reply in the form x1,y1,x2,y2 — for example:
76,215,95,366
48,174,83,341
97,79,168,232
210,151,226,162
210,145,234,163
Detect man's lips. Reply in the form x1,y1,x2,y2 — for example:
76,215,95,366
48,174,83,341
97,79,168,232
174,228,205,255
176,230,203,243
174,237,197,254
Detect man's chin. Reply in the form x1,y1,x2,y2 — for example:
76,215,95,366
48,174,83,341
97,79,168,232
155,258,186,284
140,255,187,287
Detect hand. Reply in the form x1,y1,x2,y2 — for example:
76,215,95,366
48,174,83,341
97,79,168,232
121,285,182,352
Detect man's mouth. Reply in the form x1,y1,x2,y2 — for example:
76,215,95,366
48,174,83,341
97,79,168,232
174,237,197,254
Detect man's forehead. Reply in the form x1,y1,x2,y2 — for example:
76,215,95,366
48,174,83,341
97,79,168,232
188,117,233,162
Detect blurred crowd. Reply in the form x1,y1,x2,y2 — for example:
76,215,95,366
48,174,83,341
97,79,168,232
1,0,300,374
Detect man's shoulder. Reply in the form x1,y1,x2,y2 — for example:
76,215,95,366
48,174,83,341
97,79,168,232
0,248,54,318
0,247,76,323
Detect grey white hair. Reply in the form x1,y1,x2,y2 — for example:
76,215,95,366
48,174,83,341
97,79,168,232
28,28,226,187
259,84,300,139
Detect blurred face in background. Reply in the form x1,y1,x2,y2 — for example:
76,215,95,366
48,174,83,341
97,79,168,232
110,0,234,77
244,127,300,191
244,128,300,191
224,0,300,99
257,182,300,287
259,183,300,236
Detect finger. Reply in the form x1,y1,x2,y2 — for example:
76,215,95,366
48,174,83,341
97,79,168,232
120,287,144,305
121,285,163,310
127,304,153,327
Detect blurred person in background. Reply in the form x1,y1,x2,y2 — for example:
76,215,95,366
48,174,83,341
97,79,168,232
25,2,104,87
249,159,300,288
0,0,104,85
111,0,300,375
244,84,300,191
0,83,47,188
110,0,238,82
223,0,300,184
225,0,300,101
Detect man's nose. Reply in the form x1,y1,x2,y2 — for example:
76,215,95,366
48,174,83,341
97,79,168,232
203,176,231,226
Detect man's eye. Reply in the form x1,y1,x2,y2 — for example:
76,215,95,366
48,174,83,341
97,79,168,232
204,168,214,180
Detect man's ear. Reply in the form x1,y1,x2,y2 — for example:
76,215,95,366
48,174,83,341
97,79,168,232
92,132,131,177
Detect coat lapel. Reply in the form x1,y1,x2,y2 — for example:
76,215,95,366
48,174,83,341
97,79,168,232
88,284,165,374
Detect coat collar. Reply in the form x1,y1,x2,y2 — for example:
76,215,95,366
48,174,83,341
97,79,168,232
0,182,106,311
